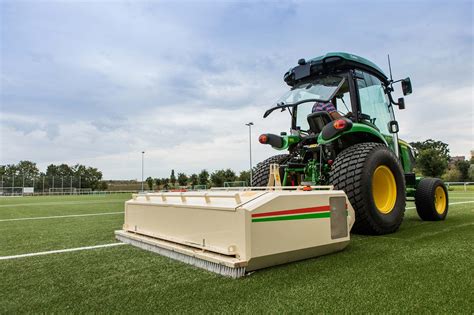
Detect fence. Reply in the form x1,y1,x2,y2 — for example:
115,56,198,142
224,181,248,188
0,175,138,196
445,182,474,191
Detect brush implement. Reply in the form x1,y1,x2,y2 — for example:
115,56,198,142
115,186,355,278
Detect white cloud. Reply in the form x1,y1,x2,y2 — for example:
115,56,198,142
0,104,289,178
397,84,474,156
1,0,473,178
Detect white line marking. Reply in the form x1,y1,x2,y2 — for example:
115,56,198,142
406,200,474,210
0,212,124,222
0,200,126,208
0,243,126,261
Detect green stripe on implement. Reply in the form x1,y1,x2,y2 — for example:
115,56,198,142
252,212,330,222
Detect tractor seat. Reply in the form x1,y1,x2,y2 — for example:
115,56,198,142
307,111,333,134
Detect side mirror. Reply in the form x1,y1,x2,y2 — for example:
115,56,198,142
401,77,412,96
388,120,399,133
398,97,405,110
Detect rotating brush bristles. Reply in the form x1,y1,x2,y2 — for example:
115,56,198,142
116,234,246,278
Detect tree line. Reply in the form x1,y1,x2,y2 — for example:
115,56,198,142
146,169,250,190
0,161,106,190
409,139,473,182
148,139,473,191
2,138,471,193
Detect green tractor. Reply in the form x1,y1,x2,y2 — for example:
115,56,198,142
254,52,448,235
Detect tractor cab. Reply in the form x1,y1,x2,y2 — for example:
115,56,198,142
264,52,413,159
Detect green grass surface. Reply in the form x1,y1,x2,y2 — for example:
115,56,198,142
447,183,474,191
1,192,473,313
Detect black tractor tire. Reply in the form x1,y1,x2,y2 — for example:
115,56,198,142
415,178,449,221
329,142,406,235
252,154,290,187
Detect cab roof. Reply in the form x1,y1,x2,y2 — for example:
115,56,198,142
284,52,388,86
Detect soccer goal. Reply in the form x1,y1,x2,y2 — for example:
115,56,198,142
0,187,24,196
224,181,248,188
193,185,207,190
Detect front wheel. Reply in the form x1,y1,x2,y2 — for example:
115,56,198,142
415,178,449,221
329,142,406,235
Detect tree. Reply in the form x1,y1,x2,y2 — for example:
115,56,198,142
189,174,199,187
210,169,237,187
146,176,154,190
82,167,103,190
46,164,73,177
161,178,170,189
210,171,225,187
416,148,449,178
154,178,162,190
170,170,176,187
223,169,237,183
1,164,17,176
46,164,60,176
198,170,209,186
15,161,39,178
455,160,470,182
177,173,188,186
409,139,450,178
410,139,450,160
469,165,474,181
99,181,108,190
238,170,250,185
442,168,461,182
0,164,17,187
57,164,73,177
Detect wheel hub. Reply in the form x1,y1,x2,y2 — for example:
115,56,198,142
434,186,446,214
372,165,397,214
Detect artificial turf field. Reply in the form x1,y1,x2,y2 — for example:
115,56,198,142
0,191,473,313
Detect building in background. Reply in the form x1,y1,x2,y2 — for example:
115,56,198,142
449,156,466,168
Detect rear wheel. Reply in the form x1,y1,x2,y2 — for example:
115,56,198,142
329,142,406,235
252,154,290,187
415,178,448,220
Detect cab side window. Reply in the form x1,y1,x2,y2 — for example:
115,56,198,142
356,72,392,136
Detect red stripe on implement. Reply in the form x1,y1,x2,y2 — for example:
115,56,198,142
251,205,330,218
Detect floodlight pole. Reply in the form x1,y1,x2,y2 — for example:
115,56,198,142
141,151,145,192
245,122,254,186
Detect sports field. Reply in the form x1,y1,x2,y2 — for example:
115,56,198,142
1,191,473,313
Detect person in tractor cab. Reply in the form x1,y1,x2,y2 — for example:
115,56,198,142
312,101,343,120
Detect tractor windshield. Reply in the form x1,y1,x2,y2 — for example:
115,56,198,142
277,75,345,105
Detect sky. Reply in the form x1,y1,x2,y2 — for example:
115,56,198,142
1,0,473,179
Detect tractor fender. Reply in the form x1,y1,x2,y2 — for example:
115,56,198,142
317,122,388,146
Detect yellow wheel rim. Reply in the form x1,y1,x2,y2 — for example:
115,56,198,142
372,165,397,214
434,186,447,214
